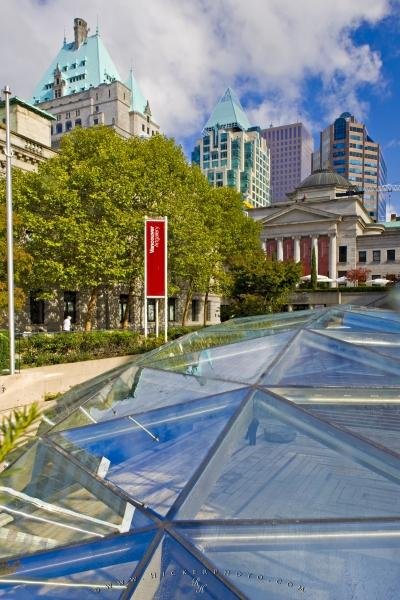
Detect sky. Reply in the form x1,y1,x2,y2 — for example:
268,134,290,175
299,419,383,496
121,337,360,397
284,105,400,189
2,0,400,212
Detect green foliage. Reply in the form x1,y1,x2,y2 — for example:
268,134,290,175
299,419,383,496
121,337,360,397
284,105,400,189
0,180,33,320
311,247,317,290
227,254,302,318
17,327,203,368
0,403,41,464
11,127,262,330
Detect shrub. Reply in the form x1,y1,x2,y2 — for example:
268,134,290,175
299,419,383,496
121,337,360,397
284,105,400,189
16,326,204,368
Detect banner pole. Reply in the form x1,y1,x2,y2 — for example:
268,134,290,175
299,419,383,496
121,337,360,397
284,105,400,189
144,216,148,338
155,299,159,337
164,216,168,343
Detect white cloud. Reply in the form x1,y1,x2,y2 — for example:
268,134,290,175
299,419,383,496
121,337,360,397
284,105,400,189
0,0,392,140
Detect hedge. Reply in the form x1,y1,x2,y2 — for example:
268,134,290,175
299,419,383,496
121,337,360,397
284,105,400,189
0,326,202,370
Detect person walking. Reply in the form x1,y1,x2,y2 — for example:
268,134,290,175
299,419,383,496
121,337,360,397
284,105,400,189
62,315,72,332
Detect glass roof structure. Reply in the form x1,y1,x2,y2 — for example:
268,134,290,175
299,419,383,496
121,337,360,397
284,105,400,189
0,305,400,598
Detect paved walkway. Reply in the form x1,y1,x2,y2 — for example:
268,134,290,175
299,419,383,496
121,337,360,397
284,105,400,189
0,355,135,414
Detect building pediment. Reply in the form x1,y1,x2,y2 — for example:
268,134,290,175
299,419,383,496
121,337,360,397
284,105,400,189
260,204,341,227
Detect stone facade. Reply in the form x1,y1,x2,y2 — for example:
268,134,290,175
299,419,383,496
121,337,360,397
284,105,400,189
31,18,160,148
250,169,400,283
19,288,221,333
0,98,56,173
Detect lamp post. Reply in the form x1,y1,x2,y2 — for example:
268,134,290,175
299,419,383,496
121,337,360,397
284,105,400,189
3,86,15,375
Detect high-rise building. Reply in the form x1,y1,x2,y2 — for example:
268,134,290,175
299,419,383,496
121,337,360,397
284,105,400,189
31,17,159,147
261,123,313,202
312,112,387,221
192,88,270,208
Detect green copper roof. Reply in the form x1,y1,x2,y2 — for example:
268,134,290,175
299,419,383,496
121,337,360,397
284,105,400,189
0,97,55,120
125,69,147,114
31,33,121,104
383,220,400,228
204,87,251,131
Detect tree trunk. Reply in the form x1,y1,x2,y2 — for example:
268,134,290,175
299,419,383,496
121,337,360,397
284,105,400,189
181,281,193,326
203,282,210,326
84,287,99,332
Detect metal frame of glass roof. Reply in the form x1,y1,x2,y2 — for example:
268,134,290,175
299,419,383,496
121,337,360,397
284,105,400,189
0,305,399,598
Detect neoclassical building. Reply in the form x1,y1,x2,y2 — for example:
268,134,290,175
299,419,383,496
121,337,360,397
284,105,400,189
0,97,56,173
250,169,400,282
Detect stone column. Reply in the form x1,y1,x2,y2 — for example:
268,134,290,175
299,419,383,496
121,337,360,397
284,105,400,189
261,240,267,253
277,238,283,261
311,235,319,270
294,237,301,263
329,233,337,286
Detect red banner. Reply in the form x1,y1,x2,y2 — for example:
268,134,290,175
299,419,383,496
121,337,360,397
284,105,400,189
145,219,166,297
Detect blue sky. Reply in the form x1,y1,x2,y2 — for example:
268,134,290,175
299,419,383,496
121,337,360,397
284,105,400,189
2,0,400,212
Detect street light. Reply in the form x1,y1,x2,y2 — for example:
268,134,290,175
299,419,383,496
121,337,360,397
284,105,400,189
3,86,15,375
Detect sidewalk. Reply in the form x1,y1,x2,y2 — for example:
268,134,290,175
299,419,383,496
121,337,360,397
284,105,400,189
0,355,135,414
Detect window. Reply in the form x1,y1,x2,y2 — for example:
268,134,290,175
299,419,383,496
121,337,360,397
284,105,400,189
93,118,99,125
142,124,145,132
147,127,150,134
191,299,200,322
372,250,381,263
358,250,367,263
30,292,45,325
75,118,82,127
339,246,347,263
168,298,176,322
66,112,70,119
56,123,63,134
56,114,61,121
119,294,130,323
387,249,396,261
147,299,156,322
64,291,77,323
147,115,150,123
65,120,72,131
76,109,80,116
95,105,99,113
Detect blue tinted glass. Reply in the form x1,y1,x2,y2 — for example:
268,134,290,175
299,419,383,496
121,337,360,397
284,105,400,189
176,390,400,520
0,441,137,559
131,533,237,599
261,330,400,386
140,330,297,384
50,368,245,432
52,389,248,515
178,521,400,600
0,530,156,598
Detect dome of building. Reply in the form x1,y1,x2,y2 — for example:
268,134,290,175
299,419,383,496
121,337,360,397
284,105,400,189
0,306,400,598
297,168,354,190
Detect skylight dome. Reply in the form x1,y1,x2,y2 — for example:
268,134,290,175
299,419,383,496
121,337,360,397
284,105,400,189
0,305,399,598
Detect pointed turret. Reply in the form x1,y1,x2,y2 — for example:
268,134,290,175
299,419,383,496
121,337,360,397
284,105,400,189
31,18,121,104
204,87,251,131
125,68,147,115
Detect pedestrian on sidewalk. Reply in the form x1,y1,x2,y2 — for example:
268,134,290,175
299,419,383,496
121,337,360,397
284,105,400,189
62,315,72,332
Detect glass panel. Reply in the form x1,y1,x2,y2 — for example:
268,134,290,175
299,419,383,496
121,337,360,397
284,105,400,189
315,329,400,360
176,390,400,520
40,362,139,434
140,330,297,384
131,533,237,599
177,521,400,600
0,529,156,598
49,369,246,432
51,389,248,516
309,307,400,332
260,330,400,386
0,441,138,559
